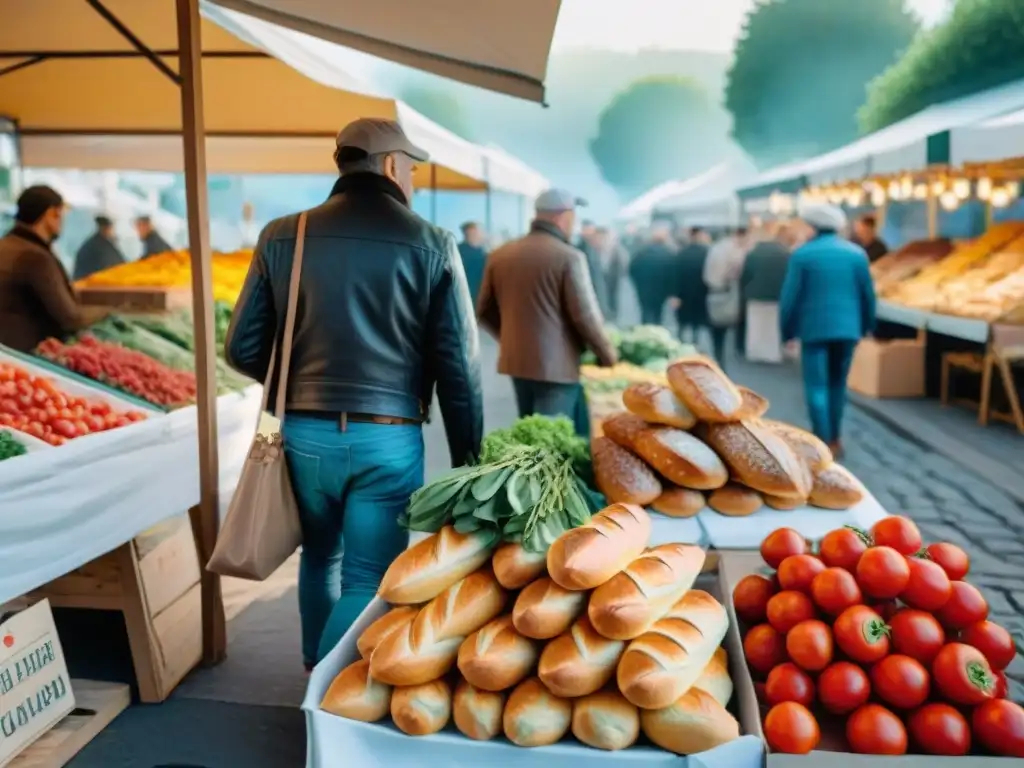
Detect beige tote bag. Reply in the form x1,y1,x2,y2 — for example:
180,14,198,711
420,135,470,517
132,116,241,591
207,212,308,580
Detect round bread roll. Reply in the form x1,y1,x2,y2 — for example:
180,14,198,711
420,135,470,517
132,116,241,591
602,412,650,451
809,463,865,510
762,419,833,472
736,386,770,419
390,679,452,736
634,428,728,491
622,382,697,430
453,679,505,741
538,616,626,697
692,647,733,706
703,421,811,501
492,542,547,589
707,483,763,517
640,687,740,755
357,606,419,660
591,437,662,506
502,677,572,747
319,659,391,722
651,486,705,518
572,690,640,751
666,356,744,422
512,577,588,639
458,616,539,692
763,494,803,511
547,503,652,591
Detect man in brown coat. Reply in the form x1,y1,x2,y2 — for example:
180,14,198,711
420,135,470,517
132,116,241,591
477,189,617,435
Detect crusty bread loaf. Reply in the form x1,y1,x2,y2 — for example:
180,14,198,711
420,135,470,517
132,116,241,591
651,486,706,518
319,659,391,722
588,543,706,640
390,679,451,736
640,687,740,755
707,483,763,517
809,463,865,510
692,647,733,706
764,494,804,511
512,577,588,639
704,421,812,501
457,616,538,692
538,615,626,697
453,679,505,741
622,382,697,429
634,428,729,491
602,412,650,452
502,677,573,747
547,503,652,591
617,590,729,709
666,356,744,422
762,419,833,472
378,526,494,604
492,542,548,590
357,606,419,660
736,387,770,419
572,690,640,751
592,437,663,506
370,569,507,686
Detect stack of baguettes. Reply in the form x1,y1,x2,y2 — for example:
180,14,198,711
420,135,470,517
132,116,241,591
594,354,865,518
320,504,742,756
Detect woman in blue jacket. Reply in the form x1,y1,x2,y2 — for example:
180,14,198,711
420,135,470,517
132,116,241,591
779,204,877,458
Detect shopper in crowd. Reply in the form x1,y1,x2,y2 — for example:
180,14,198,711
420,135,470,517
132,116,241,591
702,227,748,370
594,226,628,323
741,221,794,363
135,215,173,259
477,189,616,436
225,118,483,669
673,226,712,344
457,220,488,306
629,222,677,325
574,218,610,317
852,214,888,263
780,203,876,458
73,214,125,281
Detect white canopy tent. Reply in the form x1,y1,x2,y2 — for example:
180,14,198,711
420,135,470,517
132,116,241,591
617,179,701,223
950,106,1024,166
654,158,758,227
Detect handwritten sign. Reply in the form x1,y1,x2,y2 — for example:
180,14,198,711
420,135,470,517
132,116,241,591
0,601,75,767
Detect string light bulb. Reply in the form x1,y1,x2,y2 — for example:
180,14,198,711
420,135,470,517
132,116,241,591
939,191,960,212
977,177,994,201
1007,181,1021,199
871,186,887,207
900,175,914,199
888,180,902,200
991,186,1012,209
931,179,946,196
953,178,972,200
913,183,929,200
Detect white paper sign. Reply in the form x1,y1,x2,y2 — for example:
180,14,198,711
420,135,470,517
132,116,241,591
0,600,76,767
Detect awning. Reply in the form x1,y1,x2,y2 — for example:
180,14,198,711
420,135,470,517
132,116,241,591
482,145,550,200
617,179,701,222
655,158,758,214
210,0,562,104
950,106,1024,166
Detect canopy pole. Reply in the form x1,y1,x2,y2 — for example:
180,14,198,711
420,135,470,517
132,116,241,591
430,164,438,224
176,0,226,665
926,190,938,239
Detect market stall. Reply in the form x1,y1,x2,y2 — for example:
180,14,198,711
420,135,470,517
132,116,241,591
650,157,758,231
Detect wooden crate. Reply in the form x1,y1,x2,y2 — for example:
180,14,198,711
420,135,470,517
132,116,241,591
76,286,192,313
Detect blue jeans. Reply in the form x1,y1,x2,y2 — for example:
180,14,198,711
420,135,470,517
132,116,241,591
511,378,590,438
282,415,424,666
801,340,857,444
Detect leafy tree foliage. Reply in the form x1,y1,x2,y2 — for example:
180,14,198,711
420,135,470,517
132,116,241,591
399,85,475,140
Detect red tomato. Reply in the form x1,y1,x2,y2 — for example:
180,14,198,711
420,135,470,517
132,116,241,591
871,654,930,710
817,661,871,714
870,516,922,555
763,702,820,755
972,699,1024,757
765,662,815,707
935,581,989,629
744,624,787,676
960,620,1016,670
899,556,952,611
907,703,971,756
761,528,808,569
777,555,826,594
993,670,1009,699
855,546,910,599
810,567,862,615
932,642,996,705
834,605,890,664
766,591,816,634
786,620,833,672
846,704,908,755
889,608,946,665
818,527,869,571
732,574,778,625
926,542,969,580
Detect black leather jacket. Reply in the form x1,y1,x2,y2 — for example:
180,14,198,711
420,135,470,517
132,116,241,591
225,173,484,466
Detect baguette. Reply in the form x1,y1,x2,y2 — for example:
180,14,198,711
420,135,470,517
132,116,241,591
762,419,832,472
547,503,652,591
666,356,744,422
538,615,626,697
602,412,651,451
390,679,451,736
453,679,505,741
588,543,706,640
370,569,507,686
651,486,705,518
736,386,770,419
764,494,803,511
378,526,494,604
634,428,728,490
357,606,419,660
640,687,740,755
457,616,539,692
572,690,640,751
809,463,865,509
707,483,763,517
319,659,391,722
704,421,812,500
492,542,547,590
592,437,662,506
622,382,697,429
692,647,733,706
617,590,729,709
502,677,573,747
512,577,588,639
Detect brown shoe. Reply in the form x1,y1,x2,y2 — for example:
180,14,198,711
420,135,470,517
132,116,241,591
828,440,845,460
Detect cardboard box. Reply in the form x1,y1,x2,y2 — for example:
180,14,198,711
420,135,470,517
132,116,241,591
847,337,925,399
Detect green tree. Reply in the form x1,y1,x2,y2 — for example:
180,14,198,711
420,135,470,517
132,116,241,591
399,85,475,140
588,76,731,198
861,0,1024,132
725,0,919,166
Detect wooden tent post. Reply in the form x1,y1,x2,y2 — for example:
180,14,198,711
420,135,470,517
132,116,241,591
430,164,438,223
176,0,226,664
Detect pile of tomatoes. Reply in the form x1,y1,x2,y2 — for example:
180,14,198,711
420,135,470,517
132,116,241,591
0,362,148,445
733,516,1023,757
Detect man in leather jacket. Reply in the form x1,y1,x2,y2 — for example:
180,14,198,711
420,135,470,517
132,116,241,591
225,118,483,668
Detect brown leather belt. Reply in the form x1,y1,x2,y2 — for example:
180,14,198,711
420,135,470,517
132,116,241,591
340,412,420,430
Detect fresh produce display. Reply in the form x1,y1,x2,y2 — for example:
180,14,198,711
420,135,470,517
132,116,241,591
582,325,693,371
480,415,589,470
0,430,27,461
322,504,743,757
0,361,147,445
36,335,197,410
871,238,954,297
736,516,1024,757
